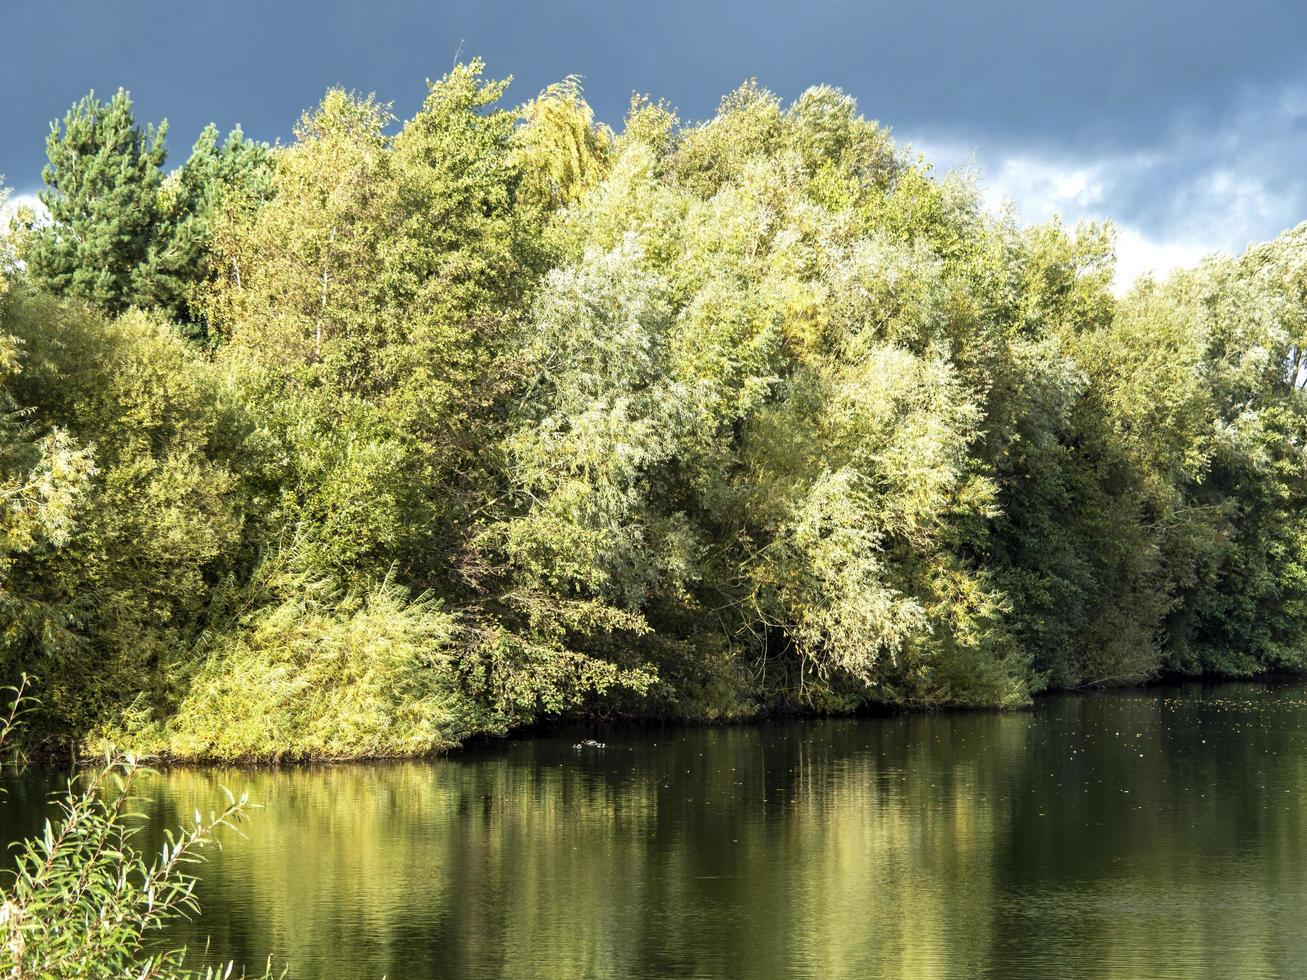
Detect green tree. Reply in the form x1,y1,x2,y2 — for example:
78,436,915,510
0,288,251,737
24,89,168,315
23,90,270,330
154,123,272,332
12,64,1307,761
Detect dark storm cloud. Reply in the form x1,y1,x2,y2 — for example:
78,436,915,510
3,0,1306,259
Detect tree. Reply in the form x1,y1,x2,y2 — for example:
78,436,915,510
11,64,1307,761
24,89,168,315
154,123,272,332
0,289,249,737
23,90,270,331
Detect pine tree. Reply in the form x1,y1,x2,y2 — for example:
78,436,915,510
25,89,168,315
24,91,271,332
155,123,271,331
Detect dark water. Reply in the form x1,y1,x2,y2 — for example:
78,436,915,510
6,682,1307,978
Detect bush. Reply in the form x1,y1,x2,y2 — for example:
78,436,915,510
0,680,274,978
100,555,497,762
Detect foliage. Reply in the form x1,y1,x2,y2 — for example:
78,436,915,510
0,681,272,978
105,551,497,762
0,289,249,738
5,65,1307,760
22,89,169,316
21,88,269,329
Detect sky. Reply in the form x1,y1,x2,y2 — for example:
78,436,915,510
3,0,1306,288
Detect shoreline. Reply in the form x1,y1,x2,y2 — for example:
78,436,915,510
64,669,1307,771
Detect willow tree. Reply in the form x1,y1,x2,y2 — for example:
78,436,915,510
475,80,1033,715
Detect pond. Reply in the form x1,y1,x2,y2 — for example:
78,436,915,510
5,681,1307,978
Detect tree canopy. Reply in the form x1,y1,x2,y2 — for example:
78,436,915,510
3,66,1307,759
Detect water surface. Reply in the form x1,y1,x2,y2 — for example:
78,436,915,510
6,682,1307,978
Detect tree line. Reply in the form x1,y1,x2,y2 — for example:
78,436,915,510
2,64,1306,759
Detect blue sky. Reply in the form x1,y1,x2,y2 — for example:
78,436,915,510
3,0,1306,285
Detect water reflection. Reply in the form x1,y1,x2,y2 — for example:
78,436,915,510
6,682,1307,978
